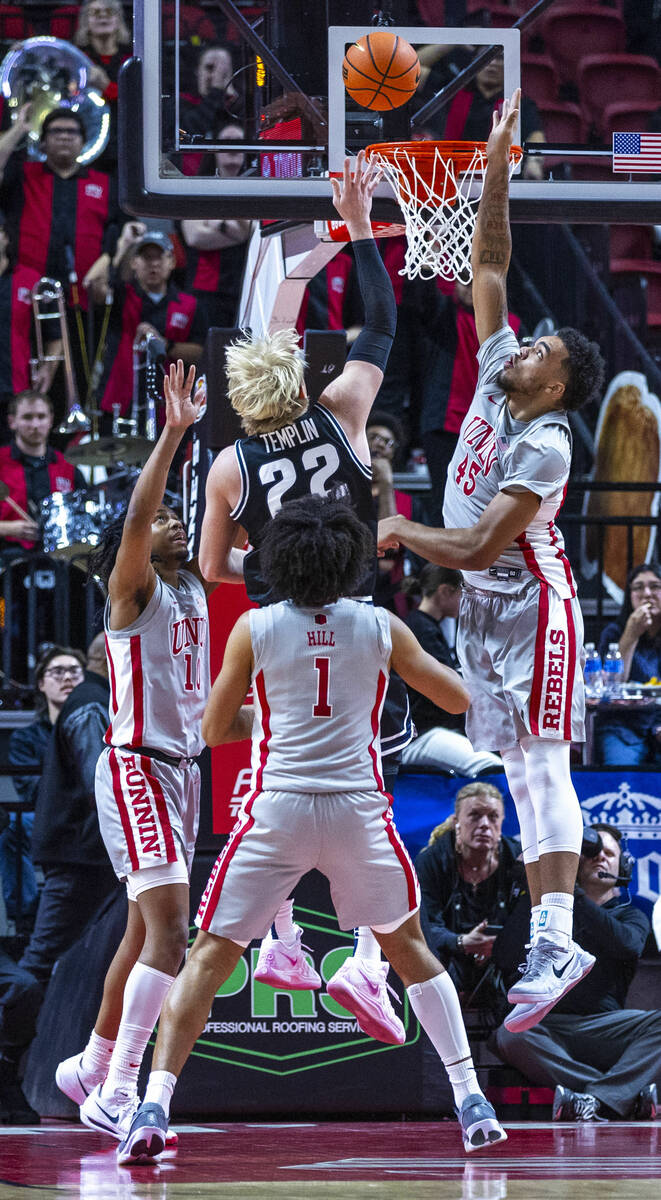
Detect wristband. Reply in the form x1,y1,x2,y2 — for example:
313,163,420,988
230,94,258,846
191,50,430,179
457,934,465,953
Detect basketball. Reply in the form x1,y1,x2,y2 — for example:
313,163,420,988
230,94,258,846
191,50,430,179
342,31,420,112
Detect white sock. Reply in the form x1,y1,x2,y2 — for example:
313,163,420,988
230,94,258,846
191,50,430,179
530,904,542,945
80,1030,115,1075
102,963,174,1097
144,1069,177,1118
407,972,480,1107
538,892,573,950
273,900,297,945
353,927,382,966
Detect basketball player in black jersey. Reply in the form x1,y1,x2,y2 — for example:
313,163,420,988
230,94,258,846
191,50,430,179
196,152,412,1043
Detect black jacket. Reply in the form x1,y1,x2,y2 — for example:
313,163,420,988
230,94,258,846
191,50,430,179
31,671,110,867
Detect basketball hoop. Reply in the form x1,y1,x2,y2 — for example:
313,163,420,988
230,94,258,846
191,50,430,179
365,141,523,284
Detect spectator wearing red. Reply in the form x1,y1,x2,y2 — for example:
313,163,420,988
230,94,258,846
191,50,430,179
94,227,207,420
179,121,252,329
0,107,119,313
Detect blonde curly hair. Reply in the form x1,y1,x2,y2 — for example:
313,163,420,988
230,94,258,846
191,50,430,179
226,328,308,435
74,0,131,48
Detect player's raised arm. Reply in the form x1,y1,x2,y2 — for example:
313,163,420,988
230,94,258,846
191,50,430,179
108,360,202,616
198,447,248,584
471,88,520,347
319,151,396,441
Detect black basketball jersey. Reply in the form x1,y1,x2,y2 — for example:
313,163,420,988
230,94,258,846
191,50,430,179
231,402,376,606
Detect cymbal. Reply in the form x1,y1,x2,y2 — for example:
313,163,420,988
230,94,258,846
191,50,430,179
65,437,155,466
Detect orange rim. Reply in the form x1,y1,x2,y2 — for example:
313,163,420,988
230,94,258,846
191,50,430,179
366,139,523,196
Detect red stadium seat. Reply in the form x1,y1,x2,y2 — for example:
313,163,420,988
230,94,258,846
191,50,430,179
601,100,661,139
521,54,559,107
542,5,626,83
578,55,661,136
537,101,586,145
0,5,34,41
49,6,81,40
609,225,655,271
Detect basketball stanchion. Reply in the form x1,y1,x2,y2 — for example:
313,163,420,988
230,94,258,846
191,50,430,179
364,140,523,284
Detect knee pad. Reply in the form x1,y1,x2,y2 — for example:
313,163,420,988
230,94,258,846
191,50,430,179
519,735,583,855
501,742,539,862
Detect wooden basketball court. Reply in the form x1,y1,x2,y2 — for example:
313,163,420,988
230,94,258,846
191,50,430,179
0,1119,658,1197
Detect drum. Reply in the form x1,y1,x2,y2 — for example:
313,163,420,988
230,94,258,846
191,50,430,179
41,490,119,560
0,555,105,686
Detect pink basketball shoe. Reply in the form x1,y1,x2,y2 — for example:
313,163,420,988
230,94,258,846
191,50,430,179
254,928,321,989
326,958,405,1044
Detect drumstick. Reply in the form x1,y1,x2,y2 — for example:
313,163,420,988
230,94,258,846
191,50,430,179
6,495,34,523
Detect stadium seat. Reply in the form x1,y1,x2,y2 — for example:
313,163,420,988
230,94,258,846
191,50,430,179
49,5,81,40
601,100,661,140
542,5,626,83
521,54,559,107
537,101,586,145
0,5,34,40
609,225,655,271
578,55,661,137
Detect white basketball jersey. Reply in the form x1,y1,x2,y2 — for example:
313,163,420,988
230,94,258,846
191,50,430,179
443,325,576,599
248,598,391,792
105,569,210,758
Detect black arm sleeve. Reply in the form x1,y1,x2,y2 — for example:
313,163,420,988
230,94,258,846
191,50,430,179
347,238,397,372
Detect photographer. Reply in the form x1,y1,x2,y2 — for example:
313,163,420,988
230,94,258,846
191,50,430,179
492,824,661,1121
415,782,529,1023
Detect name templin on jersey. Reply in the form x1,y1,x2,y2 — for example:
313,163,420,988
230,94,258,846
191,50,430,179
259,416,319,454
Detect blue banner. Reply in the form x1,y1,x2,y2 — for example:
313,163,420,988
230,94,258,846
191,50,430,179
393,768,661,919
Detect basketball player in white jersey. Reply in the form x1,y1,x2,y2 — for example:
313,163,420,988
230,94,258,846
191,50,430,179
378,91,606,1034
118,494,507,1163
55,360,213,1142
197,151,411,1043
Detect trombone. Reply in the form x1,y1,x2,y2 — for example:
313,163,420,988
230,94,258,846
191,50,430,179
30,277,90,434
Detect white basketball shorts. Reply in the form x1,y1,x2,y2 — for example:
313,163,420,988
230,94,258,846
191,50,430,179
457,581,585,753
95,747,200,881
195,788,420,943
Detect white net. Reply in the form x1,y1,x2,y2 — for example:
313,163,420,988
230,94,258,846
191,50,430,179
366,142,519,284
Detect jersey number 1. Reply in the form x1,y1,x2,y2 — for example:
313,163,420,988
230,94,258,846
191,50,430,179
312,656,332,717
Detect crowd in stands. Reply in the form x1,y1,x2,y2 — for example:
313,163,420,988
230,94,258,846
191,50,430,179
0,0,659,1130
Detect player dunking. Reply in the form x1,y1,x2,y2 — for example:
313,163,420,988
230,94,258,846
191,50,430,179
197,151,412,1044
378,91,606,1034
55,361,214,1141
118,494,507,1163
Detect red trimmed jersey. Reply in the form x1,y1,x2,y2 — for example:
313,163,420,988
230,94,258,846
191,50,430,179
247,598,391,792
104,569,210,758
443,324,576,599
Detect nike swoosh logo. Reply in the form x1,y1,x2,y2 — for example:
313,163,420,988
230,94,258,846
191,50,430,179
96,1103,121,1125
552,957,574,979
76,1070,90,1098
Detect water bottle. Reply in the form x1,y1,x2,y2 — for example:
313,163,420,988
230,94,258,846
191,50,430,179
583,642,603,699
603,642,624,698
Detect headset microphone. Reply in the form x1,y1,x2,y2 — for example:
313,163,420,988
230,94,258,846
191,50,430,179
597,869,632,885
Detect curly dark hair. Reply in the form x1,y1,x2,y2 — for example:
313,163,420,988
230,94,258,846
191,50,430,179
260,495,375,607
87,509,129,587
555,327,606,412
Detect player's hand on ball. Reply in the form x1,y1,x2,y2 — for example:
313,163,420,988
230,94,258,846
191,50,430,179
377,515,403,555
164,359,199,429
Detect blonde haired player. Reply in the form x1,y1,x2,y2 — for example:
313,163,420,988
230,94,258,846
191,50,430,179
198,151,415,1045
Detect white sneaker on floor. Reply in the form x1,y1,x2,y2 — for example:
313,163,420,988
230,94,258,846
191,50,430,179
507,940,595,1007
254,928,321,990
55,1052,106,1105
80,1083,139,1140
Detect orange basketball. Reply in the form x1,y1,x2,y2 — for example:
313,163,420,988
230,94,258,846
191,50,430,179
343,31,420,111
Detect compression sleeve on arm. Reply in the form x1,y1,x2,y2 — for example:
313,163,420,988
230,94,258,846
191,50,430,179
348,237,397,372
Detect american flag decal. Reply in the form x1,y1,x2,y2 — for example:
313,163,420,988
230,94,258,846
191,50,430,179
612,132,661,173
